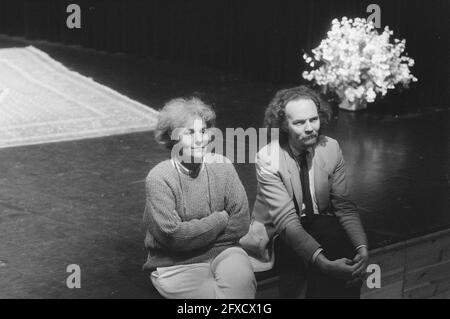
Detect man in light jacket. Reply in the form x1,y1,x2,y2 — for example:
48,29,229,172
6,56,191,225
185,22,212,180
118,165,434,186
241,85,369,298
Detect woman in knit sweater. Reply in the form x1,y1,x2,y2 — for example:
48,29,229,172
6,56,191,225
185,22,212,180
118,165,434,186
143,97,256,299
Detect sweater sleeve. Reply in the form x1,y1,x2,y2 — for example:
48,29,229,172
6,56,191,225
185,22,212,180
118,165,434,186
215,164,250,244
144,172,229,252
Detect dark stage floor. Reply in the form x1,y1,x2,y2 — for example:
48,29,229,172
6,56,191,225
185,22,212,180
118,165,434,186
0,36,449,298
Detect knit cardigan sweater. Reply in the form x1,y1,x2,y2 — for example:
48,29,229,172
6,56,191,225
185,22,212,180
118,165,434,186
143,155,250,272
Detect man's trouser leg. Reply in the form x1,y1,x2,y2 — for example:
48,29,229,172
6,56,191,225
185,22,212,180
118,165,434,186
303,215,361,299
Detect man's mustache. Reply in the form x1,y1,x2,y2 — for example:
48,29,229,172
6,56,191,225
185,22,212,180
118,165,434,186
303,133,318,139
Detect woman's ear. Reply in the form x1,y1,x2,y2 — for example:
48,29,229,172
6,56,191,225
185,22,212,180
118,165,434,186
170,139,184,159
169,128,184,159
170,127,184,143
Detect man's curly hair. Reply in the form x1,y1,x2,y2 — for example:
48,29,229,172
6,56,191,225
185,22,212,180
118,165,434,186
264,85,332,143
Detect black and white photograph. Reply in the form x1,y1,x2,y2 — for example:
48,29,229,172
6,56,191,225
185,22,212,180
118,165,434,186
0,0,449,301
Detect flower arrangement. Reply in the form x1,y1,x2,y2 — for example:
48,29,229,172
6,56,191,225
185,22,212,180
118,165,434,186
302,17,418,110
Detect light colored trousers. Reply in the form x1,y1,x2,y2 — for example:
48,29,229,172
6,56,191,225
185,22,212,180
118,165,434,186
151,247,257,299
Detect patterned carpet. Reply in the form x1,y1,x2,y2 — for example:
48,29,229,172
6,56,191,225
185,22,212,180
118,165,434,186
0,46,158,149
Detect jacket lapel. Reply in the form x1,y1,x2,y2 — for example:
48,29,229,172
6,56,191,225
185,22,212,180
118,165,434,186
313,148,330,212
283,146,303,211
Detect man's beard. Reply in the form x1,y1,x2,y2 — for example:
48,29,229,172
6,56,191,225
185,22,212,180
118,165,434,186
301,133,318,146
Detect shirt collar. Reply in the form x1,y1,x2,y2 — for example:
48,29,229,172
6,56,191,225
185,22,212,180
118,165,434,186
288,141,314,159
172,157,204,176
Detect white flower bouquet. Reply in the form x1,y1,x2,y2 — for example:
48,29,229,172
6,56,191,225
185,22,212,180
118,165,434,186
302,17,418,110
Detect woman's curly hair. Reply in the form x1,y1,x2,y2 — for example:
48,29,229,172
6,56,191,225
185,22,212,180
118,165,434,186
263,85,332,143
154,97,216,150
